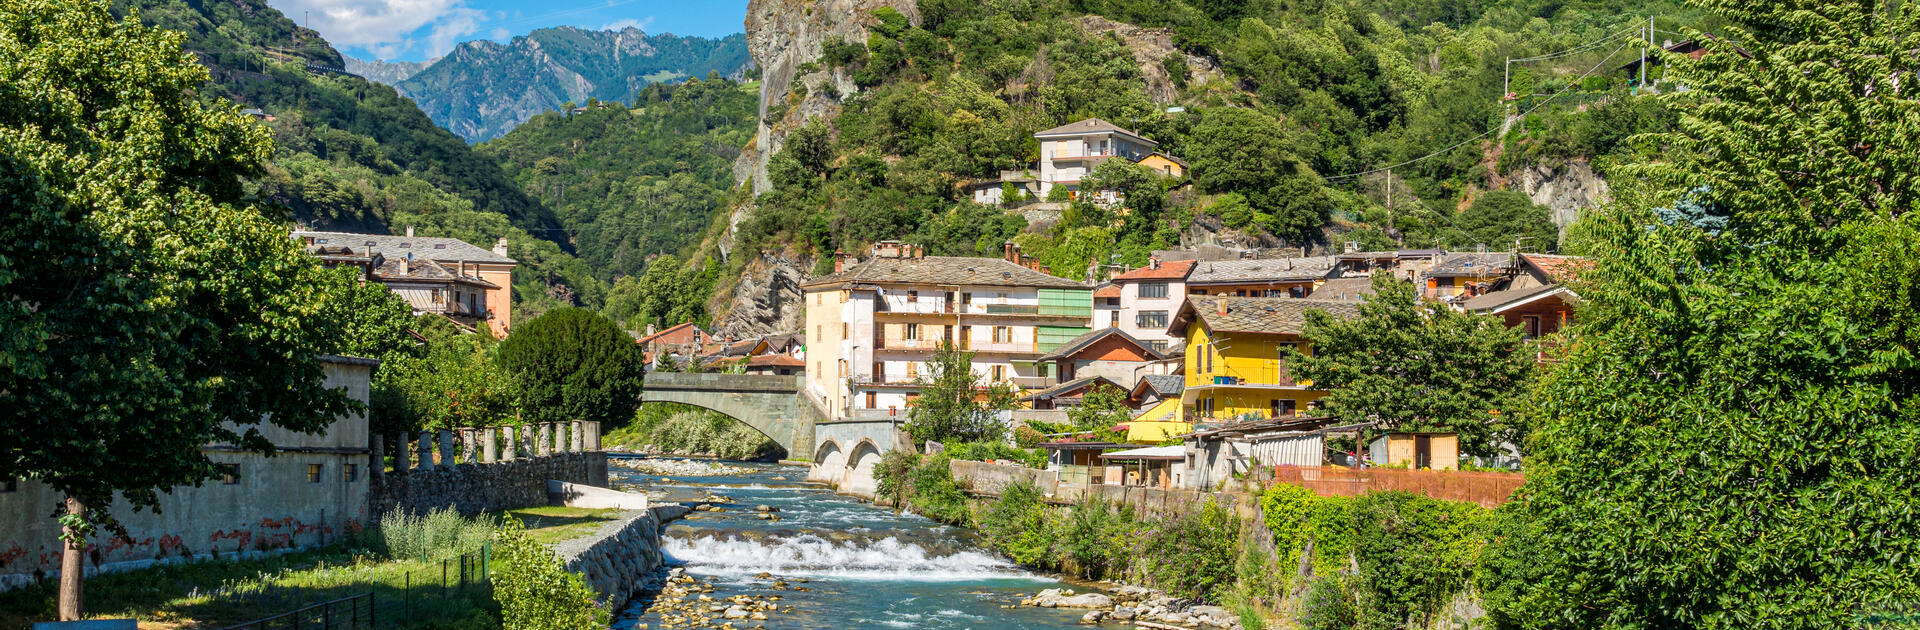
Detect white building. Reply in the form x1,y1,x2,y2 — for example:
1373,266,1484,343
801,242,1093,419
1109,258,1197,354
1036,118,1158,200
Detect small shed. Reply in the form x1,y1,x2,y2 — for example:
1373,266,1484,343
1099,445,1184,489
1368,432,1459,470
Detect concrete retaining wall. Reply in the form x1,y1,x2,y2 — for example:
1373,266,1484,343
370,452,607,518
553,505,688,612
949,459,1260,520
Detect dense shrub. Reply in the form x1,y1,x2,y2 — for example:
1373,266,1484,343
492,520,609,630
1139,499,1242,602
906,454,972,525
1260,484,1487,629
378,507,498,562
1057,496,1136,580
977,480,1059,567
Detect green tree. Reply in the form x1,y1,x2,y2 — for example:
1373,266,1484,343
1455,190,1556,252
372,328,519,433
321,270,419,366
1500,1,1920,625
495,308,645,425
1287,276,1532,456
0,0,363,618
1067,384,1131,433
906,343,1014,444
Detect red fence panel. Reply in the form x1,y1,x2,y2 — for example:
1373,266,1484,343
1270,466,1524,508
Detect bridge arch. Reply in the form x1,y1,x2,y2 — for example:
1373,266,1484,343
840,438,884,499
808,439,846,484
638,373,820,457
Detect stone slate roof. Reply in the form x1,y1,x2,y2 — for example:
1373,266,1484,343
1137,374,1185,398
1034,118,1156,145
800,255,1088,290
1112,259,1195,282
1020,375,1124,402
296,230,514,264
1037,327,1162,362
1425,252,1513,278
1460,283,1578,313
1311,277,1376,301
1170,296,1361,336
1187,257,1338,285
373,256,499,288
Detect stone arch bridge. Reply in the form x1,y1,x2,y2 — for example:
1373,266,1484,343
639,373,824,457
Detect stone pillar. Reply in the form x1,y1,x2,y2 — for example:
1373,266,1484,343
480,428,498,464
369,433,385,482
417,431,435,470
456,428,473,464
585,421,601,451
536,423,551,457
438,430,455,467
386,434,406,476
503,426,519,462
571,421,584,453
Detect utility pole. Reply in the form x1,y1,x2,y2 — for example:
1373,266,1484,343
1638,16,1649,93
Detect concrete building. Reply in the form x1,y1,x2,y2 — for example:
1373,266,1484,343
633,322,713,368
0,356,375,589
1109,259,1195,354
1168,296,1361,423
297,229,517,337
801,242,1093,419
1185,257,1339,299
1423,252,1513,300
1035,118,1158,200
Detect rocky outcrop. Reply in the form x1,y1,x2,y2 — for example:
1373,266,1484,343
552,504,689,612
713,254,808,338
1028,585,1245,629
343,56,439,85
1517,158,1611,232
740,0,918,193
1072,15,1222,103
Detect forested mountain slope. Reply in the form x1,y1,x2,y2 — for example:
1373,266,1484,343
396,27,754,142
115,0,607,318
669,0,1701,335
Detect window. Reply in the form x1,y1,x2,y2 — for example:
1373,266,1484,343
873,361,885,382
343,464,358,483
1523,316,1542,339
991,365,1007,381
992,326,1011,343
220,464,240,485
306,464,323,484
434,243,447,249
1199,397,1215,417
907,290,918,302
905,323,920,340
1139,282,1169,299
866,392,877,408
841,323,849,340
1150,340,1168,354
1271,399,1297,418
906,362,919,379
1136,311,1169,330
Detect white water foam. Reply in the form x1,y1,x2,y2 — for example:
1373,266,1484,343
663,533,1051,582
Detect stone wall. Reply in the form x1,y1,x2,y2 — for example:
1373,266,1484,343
950,459,1261,520
370,452,607,517
552,505,689,612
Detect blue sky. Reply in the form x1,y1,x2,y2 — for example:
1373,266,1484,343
266,0,750,62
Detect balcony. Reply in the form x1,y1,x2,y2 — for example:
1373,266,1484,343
875,298,954,315
852,374,920,387
959,340,1038,354
1009,376,1058,389
873,338,942,351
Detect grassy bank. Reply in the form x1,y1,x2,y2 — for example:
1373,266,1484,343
492,506,626,545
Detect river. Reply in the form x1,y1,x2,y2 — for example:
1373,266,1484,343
608,456,1098,629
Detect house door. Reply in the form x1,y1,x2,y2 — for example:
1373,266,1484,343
958,325,971,350
866,392,877,409
1414,435,1432,469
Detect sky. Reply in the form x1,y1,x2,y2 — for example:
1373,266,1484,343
265,0,750,62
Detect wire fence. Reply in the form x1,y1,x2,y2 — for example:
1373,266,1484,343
214,548,492,630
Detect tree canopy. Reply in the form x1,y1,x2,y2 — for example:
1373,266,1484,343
906,343,1016,444
494,307,646,425
1288,275,1533,456
1491,0,1920,625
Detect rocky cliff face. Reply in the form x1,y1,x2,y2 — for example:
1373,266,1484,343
712,254,810,338
396,27,752,142
1517,158,1611,232
1071,16,1221,104
343,56,439,85
738,0,918,193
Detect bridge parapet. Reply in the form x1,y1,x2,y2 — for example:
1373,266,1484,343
639,372,816,457
644,372,803,393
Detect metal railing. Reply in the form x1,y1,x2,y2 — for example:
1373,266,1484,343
216,549,490,630
217,592,373,630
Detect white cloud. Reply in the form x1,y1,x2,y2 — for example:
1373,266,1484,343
268,0,486,58
600,16,653,32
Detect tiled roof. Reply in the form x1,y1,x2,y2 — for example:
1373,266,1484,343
1034,118,1155,145
1037,327,1162,362
1093,284,1122,299
1520,254,1591,282
1425,252,1512,278
373,256,499,288
747,354,805,367
295,230,514,264
1171,296,1361,336
1311,277,1375,301
800,255,1088,290
1112,259,1196,282
1461,283,1578,313
1187,257,1338,284
634,322,707,345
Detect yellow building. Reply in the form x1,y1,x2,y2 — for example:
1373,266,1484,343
1166,296,1361,423
1134,153,1188,178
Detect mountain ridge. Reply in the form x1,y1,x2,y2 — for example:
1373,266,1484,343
394,26,754,142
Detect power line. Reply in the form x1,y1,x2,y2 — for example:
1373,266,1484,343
1504,24,1642,63
1323,38,1636,183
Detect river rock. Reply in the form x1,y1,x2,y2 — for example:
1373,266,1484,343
1112,607,1136,621
1080,610,1109,623
1029,588,1115,609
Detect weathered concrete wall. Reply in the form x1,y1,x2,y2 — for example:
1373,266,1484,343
370,452,606,518
949,459,1260,520
553,505,689,612
950,459,1060,496
0,357,375,590
640,373,818,457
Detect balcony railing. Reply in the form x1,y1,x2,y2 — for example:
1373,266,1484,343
960,340,1038,354
852,374,919,386
874,338,942,351
1009,376,1058,389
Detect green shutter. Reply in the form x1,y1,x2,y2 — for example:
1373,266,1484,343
1038,288,1092,318
1036,326,1092,353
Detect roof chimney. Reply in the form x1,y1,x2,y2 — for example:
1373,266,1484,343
494,237,510,258
405,226,414,238
834,249,847,273
647,323,656,337
1217,298,1228,316
399,255,410,275
1004,241,1018,264
1149,256,1160,270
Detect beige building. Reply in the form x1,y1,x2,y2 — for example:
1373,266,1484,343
1036,118,1158,201
297,229,517,337
802,242,1093,419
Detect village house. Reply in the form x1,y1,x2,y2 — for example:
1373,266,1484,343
633,322,713,369
1167,296,1361,423
297,229,517,337
1423,252,1513,300
1460,253,1586,340
1175,416,1371,489
801,241,1093,419
1185,257,1340,299
1035,118,1159,201
1109,259,1196,354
